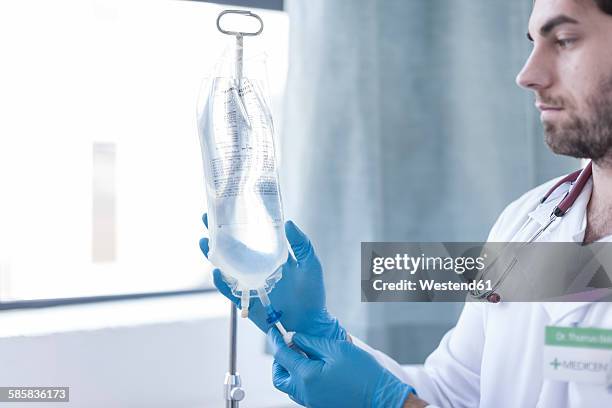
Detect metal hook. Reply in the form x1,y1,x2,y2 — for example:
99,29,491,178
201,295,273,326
216,10,264,37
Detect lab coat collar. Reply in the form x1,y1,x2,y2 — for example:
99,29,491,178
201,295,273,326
526,198,559,229
526,182,569,228
526,178,593,243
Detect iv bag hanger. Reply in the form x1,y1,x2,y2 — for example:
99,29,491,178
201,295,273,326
216,10,264,82
216,10,264,37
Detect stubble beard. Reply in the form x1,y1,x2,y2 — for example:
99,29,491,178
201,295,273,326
543,77,612,167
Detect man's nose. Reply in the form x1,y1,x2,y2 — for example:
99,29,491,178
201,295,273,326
516,48,554,91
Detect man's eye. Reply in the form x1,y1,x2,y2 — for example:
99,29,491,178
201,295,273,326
556,38,576,48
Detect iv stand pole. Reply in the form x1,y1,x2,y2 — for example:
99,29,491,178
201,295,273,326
224,303,244,407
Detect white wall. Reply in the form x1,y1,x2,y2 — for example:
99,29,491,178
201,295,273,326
0,293,297,408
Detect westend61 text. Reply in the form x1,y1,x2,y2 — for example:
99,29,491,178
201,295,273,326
372,279,493,292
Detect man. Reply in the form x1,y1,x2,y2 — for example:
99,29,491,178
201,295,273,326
200,0,612,406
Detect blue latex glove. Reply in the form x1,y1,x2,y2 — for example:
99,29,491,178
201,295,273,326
268,329,416,408
199,213,346,340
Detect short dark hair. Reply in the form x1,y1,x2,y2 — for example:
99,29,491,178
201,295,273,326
534,0,612,15
594,0,612,15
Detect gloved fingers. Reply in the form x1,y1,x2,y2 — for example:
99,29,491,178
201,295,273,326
292,333,336,361
212,269,240,306
202,212,208,229
285,251,297,267
288,393,305,407
272,361,294,395
199,237,210,257
285,220,320,267
273,364,306,406
268,328,309,373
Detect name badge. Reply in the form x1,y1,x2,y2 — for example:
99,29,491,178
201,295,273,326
543,326,612,387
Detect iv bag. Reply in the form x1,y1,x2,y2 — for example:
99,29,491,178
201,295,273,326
197,50,287,298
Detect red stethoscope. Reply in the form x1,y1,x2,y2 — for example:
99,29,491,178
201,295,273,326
470,161,593,303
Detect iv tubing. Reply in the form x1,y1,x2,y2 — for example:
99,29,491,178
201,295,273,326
240,289,250,318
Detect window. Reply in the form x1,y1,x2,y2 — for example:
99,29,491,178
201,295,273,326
0,0,289,303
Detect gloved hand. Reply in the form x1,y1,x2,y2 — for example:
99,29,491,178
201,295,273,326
199,213,345,340
267,329,417,408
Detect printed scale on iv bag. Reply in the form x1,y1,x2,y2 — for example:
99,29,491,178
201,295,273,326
196,10,294,408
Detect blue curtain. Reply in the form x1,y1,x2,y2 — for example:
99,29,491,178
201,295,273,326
280,0,577,363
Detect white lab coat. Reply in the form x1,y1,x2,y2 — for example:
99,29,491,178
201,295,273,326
355,174,612,407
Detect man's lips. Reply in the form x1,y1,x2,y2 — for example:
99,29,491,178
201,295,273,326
536,103,563,112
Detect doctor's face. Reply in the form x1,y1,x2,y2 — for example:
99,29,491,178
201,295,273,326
516,0,612,163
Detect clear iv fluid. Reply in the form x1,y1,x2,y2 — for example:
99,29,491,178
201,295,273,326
198,77,287,296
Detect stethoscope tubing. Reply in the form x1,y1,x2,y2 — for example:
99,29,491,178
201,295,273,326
469,161,593,302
